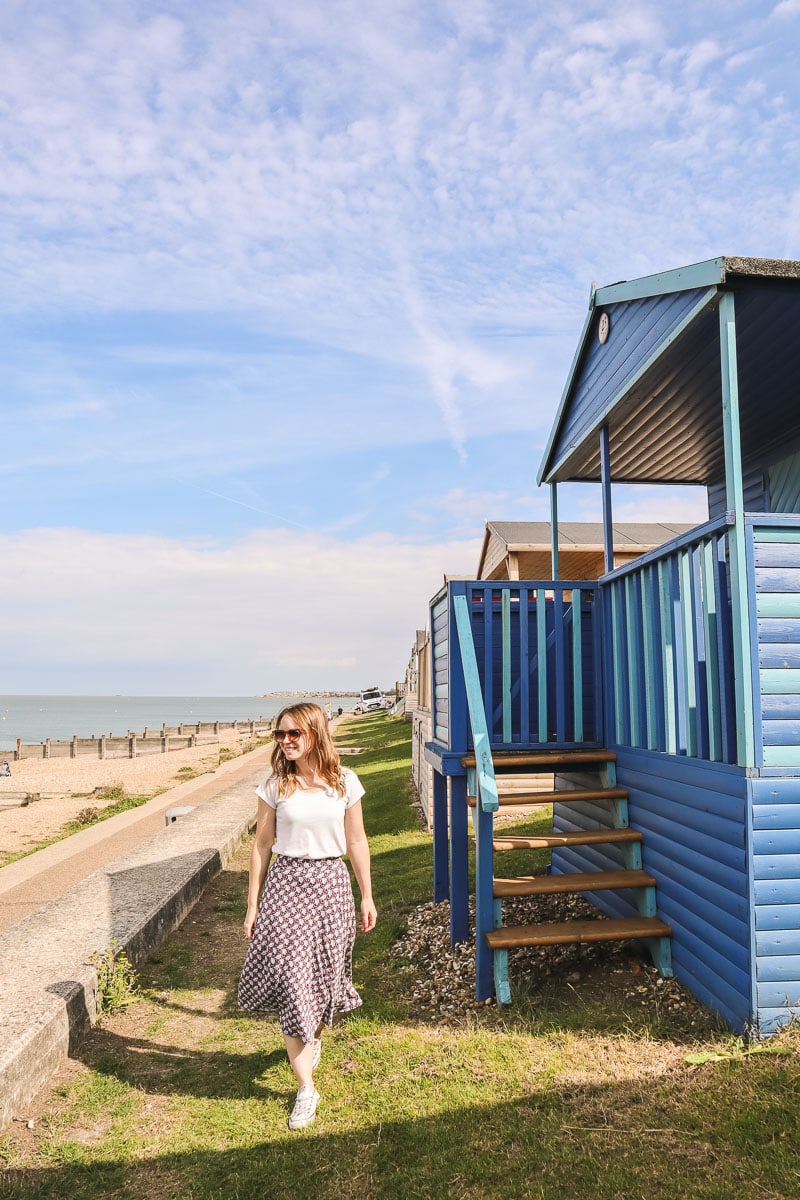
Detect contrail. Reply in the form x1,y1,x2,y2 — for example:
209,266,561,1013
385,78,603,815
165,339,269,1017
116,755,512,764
185,483,312,531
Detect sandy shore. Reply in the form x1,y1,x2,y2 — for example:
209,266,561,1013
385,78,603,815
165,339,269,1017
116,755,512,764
0,732,270,857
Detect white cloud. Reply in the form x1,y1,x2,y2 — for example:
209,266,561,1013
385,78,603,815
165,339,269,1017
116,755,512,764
772,0,800,17
432,487,510,519
0,526,481,692
682,38,724,80
3,2,797,350
2,0,800,548
596,485,709,526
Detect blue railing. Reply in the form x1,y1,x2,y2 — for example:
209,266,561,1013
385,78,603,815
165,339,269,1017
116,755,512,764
426,519,740,1003
428,578,602,1000
457,579,601,750
452,592,500,1001
599,515,736,762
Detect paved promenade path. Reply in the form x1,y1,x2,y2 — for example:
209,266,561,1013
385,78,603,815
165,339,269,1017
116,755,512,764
0,743,273,1129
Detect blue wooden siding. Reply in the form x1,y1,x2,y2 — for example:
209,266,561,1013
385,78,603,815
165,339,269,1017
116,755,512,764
752,524,800,768
750,774,800,1033
601,518,736,763
430,590,450,746
707,465,768,520
769,450,800,514
549,288,713,475
551,748,751,1030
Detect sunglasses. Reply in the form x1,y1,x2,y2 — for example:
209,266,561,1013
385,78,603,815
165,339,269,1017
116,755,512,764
274,728,305,742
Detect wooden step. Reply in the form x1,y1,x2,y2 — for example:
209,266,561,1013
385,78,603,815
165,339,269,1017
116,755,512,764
468,787,628,808
486,916,671,950
461,749,617,770
493,829,642,851
493,869,656,898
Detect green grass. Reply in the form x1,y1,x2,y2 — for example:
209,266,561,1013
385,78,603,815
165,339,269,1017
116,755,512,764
2,713,799,1200
61,787,152,833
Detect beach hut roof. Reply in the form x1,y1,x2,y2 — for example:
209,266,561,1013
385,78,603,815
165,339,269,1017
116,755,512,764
537,256,800,487
477,519,695,581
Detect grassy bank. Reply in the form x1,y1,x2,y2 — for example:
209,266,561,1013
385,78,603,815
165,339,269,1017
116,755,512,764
1,714,799,1199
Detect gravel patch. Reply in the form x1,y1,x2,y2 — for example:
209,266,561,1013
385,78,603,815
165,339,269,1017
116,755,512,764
391,893,706,1029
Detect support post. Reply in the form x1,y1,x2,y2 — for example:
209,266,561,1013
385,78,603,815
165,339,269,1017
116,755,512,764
600,424,614,574
473,795,495,1000
719,291,756,768
550,482,560,580
432,770,449,903
448,775,469,944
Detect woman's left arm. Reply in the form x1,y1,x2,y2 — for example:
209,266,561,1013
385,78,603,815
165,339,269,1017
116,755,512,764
344,800,377,932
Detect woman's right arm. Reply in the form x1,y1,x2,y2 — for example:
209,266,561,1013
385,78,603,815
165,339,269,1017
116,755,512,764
244,800,276,940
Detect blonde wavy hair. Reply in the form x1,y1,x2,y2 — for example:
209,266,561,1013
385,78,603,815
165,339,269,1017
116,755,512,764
270,702,345,796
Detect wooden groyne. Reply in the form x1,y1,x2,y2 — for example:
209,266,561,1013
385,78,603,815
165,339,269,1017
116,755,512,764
7,718,275,762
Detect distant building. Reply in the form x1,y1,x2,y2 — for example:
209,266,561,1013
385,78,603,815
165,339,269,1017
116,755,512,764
477,520,697,581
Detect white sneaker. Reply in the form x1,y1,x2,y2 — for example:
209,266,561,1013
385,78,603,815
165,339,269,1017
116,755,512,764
312,1037,322,1070
288,1084,320,1130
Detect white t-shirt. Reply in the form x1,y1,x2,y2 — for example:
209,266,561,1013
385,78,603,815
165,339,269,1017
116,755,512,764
256,767,365,859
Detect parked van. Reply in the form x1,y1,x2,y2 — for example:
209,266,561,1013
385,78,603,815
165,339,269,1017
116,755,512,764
358,687,385,713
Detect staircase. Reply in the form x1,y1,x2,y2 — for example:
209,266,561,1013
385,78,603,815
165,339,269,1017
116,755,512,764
463,748,673,1004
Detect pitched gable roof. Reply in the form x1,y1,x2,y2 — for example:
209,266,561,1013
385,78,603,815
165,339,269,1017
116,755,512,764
537,257,800,488
477,520,695,581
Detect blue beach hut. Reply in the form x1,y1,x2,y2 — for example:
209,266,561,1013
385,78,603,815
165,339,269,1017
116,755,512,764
425,256,800,1034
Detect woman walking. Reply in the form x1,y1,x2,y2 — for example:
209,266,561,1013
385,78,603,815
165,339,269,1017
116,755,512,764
238,702,376,1129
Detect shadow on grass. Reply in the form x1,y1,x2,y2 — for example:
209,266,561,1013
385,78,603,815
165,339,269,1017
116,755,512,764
4,1058,800,1200
79,1026,289,1101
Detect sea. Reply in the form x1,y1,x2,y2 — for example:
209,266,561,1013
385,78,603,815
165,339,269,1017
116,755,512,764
0,695,357,751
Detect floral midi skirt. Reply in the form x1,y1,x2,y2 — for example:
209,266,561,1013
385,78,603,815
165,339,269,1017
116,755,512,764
237,855,362,1044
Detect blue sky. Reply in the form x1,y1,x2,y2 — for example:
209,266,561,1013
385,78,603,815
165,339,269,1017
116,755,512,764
3,0,800,693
